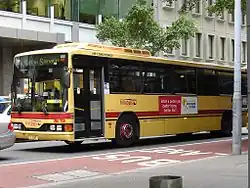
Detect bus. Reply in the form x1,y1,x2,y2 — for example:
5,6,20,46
10,43,248,146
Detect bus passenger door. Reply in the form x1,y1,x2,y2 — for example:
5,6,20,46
73,66,104,138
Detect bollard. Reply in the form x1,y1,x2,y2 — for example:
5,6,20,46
149,175,183,188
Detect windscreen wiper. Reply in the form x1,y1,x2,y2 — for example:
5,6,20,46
16,102,22,114
41,101,48,115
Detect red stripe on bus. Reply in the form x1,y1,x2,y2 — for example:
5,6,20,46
11,113,73,119
105,111,159,118
10,110,226,119
105,109,225,118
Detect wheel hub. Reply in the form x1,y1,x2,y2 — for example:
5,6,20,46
120,123,133,139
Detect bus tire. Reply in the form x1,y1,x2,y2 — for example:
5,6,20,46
221,111,232,136
114,113,139,147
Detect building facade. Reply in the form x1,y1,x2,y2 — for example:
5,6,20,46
0,0,247,95
155,0,247,67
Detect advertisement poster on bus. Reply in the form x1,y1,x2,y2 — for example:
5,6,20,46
181,96,198,114
159,96,198,115
158,96,181,115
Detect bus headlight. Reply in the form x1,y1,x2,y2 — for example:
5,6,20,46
56,125,63,131
50,125,56,131
13,123,22,130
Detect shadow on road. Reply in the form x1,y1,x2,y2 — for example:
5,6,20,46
16,133,229,154
0,157,16,161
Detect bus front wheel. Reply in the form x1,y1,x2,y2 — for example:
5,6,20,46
113,114,139,147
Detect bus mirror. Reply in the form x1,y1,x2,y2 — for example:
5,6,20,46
64,72,70,88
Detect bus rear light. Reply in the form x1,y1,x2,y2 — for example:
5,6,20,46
64,124,73,132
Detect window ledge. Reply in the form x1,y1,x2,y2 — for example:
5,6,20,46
217,18,225,23
192,12,201,17
163,52,175,57
80,23,96,29
180,54,189,58
162,6,175,10
206,58,215,62
204,15,214,20
193,57,203,61
217,60,226,65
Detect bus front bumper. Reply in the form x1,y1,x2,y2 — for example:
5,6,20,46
14,130,74,142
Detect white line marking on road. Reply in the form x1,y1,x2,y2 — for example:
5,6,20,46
215,153,229,156
21,155,224,188
33,169,100,182
1,136,247,168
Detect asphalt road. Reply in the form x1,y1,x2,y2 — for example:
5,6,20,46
0,131,245,165
0,130,248,188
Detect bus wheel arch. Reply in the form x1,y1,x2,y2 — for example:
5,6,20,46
114,111,140,147
221,110,232,136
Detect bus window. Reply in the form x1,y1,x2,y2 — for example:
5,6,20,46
73,70,84,89
171,66,196,94
218,71,233,95
242,74,247,95
197,69,219,96
109,60,141,93
142,64,166,93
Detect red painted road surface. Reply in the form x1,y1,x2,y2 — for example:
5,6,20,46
0,138,248,188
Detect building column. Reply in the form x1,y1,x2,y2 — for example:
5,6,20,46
1,48,13,96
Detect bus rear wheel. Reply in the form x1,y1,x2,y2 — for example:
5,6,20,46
221,111,232,136
113,114,139,147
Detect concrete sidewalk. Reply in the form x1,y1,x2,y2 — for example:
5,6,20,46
47,152,248,188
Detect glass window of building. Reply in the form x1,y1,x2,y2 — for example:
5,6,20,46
0,0,21,13
119,0,136,18
49,0,72,20
26,0,72,20
78,0,118,24
99,0,119,21
79,0,99,24
26,0,50,17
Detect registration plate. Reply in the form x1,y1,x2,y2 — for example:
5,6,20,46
28,135,39,140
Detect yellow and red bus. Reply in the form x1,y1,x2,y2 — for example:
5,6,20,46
10,43,247,146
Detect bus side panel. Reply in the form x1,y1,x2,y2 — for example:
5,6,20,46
104,94,233,138
198,96,232,112
139,119,165,137
104,120,116,138
163,116,222,134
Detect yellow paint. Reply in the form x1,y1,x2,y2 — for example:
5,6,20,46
105,94,158,112
141,119,165,137
15,130,74,142
198,96,231,110
104,121,116,138
163,116,221,135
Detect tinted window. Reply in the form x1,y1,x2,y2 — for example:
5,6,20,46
109,60,141,93
242,73,247,95
142,64,171,93
218,71,233,95
171,66,196,94
197,69,219,95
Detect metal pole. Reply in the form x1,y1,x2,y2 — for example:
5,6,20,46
246,0,250,185
232,0,242,155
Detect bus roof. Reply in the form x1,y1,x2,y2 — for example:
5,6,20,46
14,42,247,72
